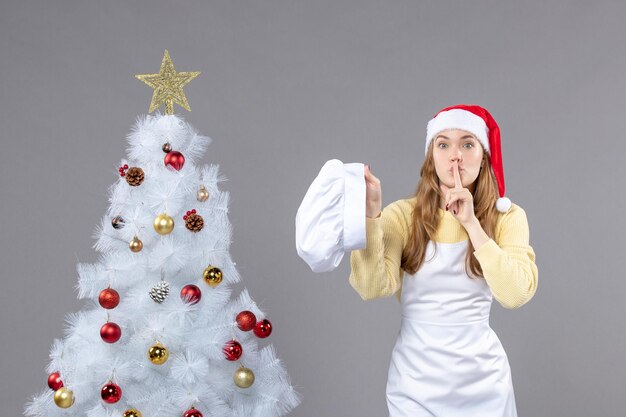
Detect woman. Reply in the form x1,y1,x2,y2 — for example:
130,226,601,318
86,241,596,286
349,104,538,417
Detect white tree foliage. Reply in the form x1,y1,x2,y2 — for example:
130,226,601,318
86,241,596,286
25,114,301,417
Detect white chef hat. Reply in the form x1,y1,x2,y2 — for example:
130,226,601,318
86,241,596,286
295,159,366,273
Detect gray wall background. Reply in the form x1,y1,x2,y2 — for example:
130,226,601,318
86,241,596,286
2,1,625,416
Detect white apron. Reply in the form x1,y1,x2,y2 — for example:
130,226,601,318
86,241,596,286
386,240,517,417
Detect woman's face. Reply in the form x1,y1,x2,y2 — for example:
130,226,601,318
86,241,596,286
432,129,484,191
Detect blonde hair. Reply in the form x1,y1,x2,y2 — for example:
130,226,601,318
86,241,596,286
401,140,500,278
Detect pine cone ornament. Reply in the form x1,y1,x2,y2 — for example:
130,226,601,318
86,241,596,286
184,210,204,232
125,167,145,186
149,280,170,303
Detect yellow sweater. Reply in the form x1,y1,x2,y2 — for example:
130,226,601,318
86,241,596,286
348,197,538,309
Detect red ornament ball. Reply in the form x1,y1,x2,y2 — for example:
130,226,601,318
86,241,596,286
98,288,120,309
183,407,204,417
180,284,202,305
101,382,122,403
253,319,272,338
223,340,243,361
100,322,122,343
164,151,185,171
236,311,257,332
47,371,63,390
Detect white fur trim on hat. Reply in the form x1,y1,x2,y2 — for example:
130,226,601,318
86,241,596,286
425,108,490,155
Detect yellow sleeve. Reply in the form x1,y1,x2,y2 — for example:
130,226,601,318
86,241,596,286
472,204,539,309
348,199,412,301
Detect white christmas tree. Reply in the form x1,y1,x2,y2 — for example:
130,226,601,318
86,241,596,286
24,51,301,417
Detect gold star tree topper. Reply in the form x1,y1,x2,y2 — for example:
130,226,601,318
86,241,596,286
135,50,200,114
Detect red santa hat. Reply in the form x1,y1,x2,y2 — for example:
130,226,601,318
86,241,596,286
425,104,511,213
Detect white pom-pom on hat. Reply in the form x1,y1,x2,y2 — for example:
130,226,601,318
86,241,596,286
496,197,511,213
426,104,512,213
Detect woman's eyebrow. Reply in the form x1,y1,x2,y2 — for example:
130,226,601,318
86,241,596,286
436,135,475,140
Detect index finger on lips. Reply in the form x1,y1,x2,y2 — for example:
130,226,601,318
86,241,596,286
453,161,462,189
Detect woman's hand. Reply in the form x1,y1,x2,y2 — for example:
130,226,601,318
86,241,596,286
364,165,382,218
442,161,477,226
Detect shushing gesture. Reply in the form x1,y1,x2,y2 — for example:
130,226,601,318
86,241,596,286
441,161,476,225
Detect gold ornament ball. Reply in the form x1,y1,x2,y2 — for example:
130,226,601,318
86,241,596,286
123,408,143,417
53,387,75,408
197,186,209,202
153,213,175,235
148,342,169,365
130,236,143,252
203,265,223,287
233,366,255,388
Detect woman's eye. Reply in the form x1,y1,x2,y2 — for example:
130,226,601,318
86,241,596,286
438,143,473,149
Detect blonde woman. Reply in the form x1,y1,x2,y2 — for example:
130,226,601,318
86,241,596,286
350,104,538,417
